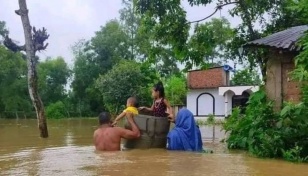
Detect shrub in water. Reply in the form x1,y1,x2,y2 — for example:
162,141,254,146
224,90,282,158
223,89,308,162
46,101,66,119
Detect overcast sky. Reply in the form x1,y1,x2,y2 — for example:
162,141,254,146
0,0,241,67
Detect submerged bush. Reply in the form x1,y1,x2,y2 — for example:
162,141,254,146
223,89,308,162
46,101,67,119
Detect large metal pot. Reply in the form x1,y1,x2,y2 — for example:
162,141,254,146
124,114,170,149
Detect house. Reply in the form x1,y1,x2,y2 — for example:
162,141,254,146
243,25,308,111
186,65,259,120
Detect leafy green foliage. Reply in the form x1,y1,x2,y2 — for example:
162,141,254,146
164,75,187,105
91,19,131,71
38,57,71,106
231,68,262,86
224,1,308,162
70,20,134,116
136,0,189,53
224,89,308,162
0,46,32,114
121,1,181,77
46,101,67,119
188,17,234,67
134,0,308,77
224,90,280,156
96,60,155,114
0,21,9,43
282,145,308,163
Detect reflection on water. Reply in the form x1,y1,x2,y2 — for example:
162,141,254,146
0,119,307,176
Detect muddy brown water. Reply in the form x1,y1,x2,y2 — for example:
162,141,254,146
0,119,307,176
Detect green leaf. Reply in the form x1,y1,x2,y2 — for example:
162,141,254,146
276,120,283,129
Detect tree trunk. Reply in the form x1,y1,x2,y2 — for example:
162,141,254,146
17,0,48,138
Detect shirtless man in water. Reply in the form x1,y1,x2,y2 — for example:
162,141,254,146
93,111,140,151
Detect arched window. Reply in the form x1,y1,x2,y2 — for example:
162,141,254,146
196,93,215,116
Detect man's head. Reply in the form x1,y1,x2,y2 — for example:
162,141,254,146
98,112,111,125
126,97,138,108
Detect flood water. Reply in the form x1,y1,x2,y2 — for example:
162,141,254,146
0,119,307,176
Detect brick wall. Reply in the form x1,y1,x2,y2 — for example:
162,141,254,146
266,50,301,111
187,67,228,89
281,57,301,103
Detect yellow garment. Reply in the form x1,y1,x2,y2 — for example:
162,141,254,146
123,106,139,115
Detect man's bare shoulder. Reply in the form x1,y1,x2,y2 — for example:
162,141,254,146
94,129,99,135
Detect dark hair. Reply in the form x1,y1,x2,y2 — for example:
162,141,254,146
153,81,165,98
128,97,139,108
98,112,111,125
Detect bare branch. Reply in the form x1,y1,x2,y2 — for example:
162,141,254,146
15,9,28,16
187,1,239,24
3,35,25,52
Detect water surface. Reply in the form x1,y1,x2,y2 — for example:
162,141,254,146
0,119,307,176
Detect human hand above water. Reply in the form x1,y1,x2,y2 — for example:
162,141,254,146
168,114,175,123
138,107,146,110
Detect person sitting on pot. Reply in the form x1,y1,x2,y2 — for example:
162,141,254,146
112,97,139,126
139,81,174,120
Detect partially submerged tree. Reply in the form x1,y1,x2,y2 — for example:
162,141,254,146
4,0,49,138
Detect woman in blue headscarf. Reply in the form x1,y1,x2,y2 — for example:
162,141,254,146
167,108,203,152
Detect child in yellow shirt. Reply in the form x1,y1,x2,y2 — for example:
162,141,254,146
112,97,138,126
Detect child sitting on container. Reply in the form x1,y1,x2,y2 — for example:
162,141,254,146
139,81,174,120
112,97,139,126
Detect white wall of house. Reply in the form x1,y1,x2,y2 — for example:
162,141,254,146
186,88,225,117
218,86,259,116
225,91,235,116
187,86,259,120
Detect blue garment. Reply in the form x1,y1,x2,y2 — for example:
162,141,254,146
167,108,203,152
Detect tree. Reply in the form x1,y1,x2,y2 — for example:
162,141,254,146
164,75,187,105
70,39,104,117
120,0,180,78
91,19,131,72
38,57,71,106
134,0,307,78
120,0,140,60
0,21,9,44
231,68,262,86
0,46,32,118
71,20,132,116
96,60,154,114
188,17,234,69
292,0,308,82
3,0,50,138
